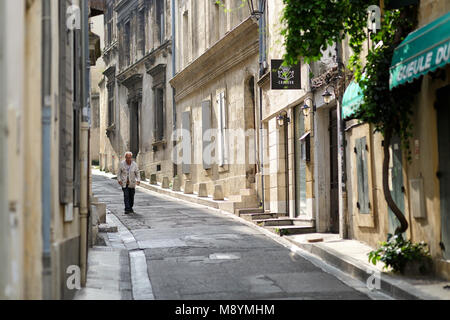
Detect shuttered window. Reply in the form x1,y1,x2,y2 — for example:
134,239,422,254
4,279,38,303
217,91,228,167
182,111,191,174
202,100,212,170
355,136,370,214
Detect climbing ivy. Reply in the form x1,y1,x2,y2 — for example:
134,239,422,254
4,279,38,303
353,8,418,155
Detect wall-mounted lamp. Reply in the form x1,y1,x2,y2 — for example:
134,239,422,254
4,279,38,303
247,0,266,21
302,97,316,116
277,113,290,127
322,85,335,104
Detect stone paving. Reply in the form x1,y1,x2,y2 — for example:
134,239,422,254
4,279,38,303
90,173,375,300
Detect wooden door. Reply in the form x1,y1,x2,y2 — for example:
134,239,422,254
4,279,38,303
329,107,339,233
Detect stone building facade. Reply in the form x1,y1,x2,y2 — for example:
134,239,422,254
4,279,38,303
170,0,261,212
99,0,174,183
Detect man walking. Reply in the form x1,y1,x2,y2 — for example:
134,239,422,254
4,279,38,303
118,152,140,214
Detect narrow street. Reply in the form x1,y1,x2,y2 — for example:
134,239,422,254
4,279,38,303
92,173,371,300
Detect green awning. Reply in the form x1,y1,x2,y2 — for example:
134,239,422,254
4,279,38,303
390,11,450,89
342,80,364,119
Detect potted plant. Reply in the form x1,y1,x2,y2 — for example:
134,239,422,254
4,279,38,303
368,234,432,276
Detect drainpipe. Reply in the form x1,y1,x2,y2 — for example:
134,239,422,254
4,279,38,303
79,0,90,287
284,114,290,216
171,0,177,176
258,0,266,210
41,0,52,300
0,0,9,300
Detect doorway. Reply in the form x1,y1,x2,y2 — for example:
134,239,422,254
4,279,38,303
294,105,307,217
329,106,339,233
436,85,450,260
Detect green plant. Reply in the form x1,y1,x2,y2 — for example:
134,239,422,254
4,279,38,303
274,228,289,236
368,234,431,274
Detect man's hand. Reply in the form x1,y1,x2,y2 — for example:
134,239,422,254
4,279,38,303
136,181,140,186
118,181,123,186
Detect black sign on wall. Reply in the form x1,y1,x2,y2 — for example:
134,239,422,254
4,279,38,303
271,59,301,90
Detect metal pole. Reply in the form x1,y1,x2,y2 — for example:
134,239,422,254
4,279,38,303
41,0,53,300
172,0,177,177
258,0,266,210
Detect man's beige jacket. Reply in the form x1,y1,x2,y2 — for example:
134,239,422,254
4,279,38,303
118,160,140,188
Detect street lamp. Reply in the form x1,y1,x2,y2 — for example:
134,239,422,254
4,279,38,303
247,0,266,21
322,85,335,104
302,97,316,116
277,113,290,126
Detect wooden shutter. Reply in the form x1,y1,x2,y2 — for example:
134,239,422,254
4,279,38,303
202,100,212,169
182,111,191,174
355,136,370,214
217,91,228,167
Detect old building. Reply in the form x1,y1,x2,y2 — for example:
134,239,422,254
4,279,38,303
342,0,450,280
99,0,174,183
0,0,102,300
170,0,261,212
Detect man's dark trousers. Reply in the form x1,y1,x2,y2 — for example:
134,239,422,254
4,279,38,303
122,185,136,212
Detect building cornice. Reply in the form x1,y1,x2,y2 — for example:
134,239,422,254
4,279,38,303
116,40,172,81
170,17,259,102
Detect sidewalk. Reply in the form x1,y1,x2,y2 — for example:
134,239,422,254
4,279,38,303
91,169,450,300
284,233,450,300
74,214,133,300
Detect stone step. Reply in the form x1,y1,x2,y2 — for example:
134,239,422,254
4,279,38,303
252,218,294,227
253,218,315,227
240,213,276,221
266,225,316,236
235,208,264,215
239,188,256,196
218,198,260,214
292,218,315,228
227,194,257,203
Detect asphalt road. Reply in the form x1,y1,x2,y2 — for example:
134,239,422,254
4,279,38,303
92,173,370,300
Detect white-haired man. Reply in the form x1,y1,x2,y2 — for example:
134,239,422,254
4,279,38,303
118,152,140,214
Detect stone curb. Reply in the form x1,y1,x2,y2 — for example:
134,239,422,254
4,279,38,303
283,238,438,300
139,181,223,209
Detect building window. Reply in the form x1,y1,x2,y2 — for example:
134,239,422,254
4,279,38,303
138,9,146,56
156,0,165,45
182,10,189,67
106,5,113,45
107,83,115,126
154,87,165,142
124,21,131,67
